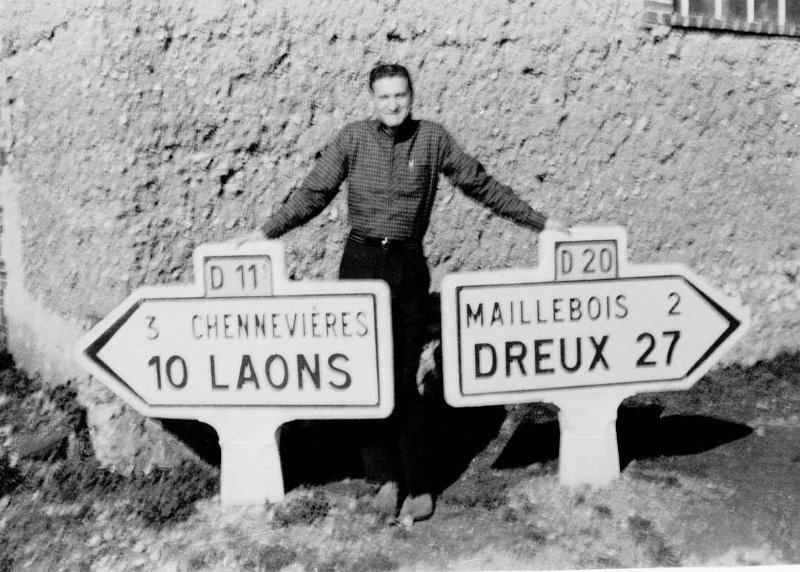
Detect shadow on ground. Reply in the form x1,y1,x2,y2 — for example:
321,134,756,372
492,404,753,471
154,388,507,495
272,291,510,494
276,403,507,494
158,318,800,497
158,392,754,493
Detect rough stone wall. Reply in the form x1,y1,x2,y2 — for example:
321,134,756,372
1,0,799,467
0,206,7,350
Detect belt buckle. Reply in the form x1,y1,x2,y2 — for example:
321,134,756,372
381,237,389,248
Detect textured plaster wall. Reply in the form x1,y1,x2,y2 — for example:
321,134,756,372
1,0,799,468
0,172,194,471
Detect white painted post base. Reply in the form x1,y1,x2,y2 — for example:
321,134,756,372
205,415,287,506
554,392,625,487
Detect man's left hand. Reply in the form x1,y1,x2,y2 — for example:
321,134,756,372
544,218,570,235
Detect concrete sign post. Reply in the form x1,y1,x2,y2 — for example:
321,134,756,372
441,226,749,486
76,241,394,505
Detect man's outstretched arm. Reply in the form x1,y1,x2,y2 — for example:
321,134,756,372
235,129,349,244
440,128,567,233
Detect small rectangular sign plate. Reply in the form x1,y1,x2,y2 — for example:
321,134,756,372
555,240,619,281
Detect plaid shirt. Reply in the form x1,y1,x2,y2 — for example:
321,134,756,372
262,118,548,241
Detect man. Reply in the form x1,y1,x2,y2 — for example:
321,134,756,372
240,63,567,523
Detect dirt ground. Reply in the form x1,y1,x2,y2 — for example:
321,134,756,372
1,349,799,571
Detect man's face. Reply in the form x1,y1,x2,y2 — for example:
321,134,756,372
371,76,413,128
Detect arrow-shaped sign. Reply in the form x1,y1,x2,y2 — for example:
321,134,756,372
441,226,749,486
76,241,394,505
86,293,384,408
452,274,740,398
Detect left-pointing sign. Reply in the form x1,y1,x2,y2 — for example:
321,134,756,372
75,241,394,505
86,293,383,408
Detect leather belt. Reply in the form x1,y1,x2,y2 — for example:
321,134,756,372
348,230,422,250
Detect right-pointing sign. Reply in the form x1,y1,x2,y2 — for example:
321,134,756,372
441,226,749,486
455,275,739,395
442,226,748,405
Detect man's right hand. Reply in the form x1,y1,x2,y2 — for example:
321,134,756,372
231,230,268,247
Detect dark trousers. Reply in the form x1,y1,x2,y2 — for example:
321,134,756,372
339,236,432,496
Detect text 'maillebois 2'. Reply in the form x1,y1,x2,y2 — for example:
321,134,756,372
443,226,748,403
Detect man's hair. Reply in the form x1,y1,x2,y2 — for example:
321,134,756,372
368,63,414,95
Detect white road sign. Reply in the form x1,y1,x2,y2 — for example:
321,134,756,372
455,275,737,395
76,241,394,505
441,226,749,486
88,294,383,408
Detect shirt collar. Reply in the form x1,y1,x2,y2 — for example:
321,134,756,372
372,116,418,141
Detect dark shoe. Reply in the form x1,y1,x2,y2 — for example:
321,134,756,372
398,493,434,524
370,481,399,516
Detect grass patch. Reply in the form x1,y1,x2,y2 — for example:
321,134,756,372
522,525,549,543
254,545,297,571
273,491,330,527
594,555,624,568
440,486,507,509
317,550,399,572
628,467,682,488
593,504,613,518
47,383,89,434
351,551,399,571
0,456,23,496
37,460,126,502
2,366,217,528
628,515,680,566
0,353,38,400
439,472,509,510
186,547,223,571
0,537,13,572
127,460,219,528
